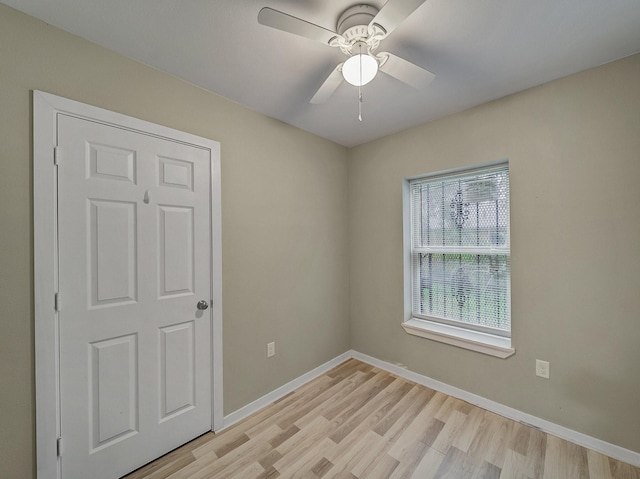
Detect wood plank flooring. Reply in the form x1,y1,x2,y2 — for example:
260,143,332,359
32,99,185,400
124,359,640,479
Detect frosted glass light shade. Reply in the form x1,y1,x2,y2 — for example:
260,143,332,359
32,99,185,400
342,54,379,86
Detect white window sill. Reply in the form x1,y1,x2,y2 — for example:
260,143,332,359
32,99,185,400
402,318,515,359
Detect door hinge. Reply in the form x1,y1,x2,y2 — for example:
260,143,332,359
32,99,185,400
54,292,61,312
54,146,61,166
56,437,63,457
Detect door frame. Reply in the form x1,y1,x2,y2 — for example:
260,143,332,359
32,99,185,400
33,91,223,478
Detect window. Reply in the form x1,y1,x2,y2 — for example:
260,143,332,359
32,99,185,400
403,161,514,358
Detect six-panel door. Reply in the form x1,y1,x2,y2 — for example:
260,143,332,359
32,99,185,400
57,114,212,479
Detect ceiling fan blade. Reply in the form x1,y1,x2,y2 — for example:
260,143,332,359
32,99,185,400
379,52,435,89
370,0,428,38
310,64,344,104
258,7,338,45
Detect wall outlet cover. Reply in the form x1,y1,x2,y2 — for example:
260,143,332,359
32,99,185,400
536,359,550,379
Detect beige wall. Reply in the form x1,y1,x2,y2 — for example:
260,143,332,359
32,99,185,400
348,54,640,453
0,5,350,477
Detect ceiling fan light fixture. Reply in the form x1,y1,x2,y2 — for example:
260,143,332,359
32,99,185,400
342,53,378,86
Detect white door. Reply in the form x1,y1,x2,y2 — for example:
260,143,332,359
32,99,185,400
57,114,212,479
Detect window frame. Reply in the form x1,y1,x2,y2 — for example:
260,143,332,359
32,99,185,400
402,160,515,358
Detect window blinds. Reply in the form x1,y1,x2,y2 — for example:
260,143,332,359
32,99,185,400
410,164,510,335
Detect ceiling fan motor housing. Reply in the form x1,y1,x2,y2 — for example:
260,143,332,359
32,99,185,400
337,4,378,40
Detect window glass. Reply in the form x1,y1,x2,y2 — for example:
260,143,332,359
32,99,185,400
409,163,510,337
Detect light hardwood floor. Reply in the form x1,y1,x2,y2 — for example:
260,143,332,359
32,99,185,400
124,359,640,479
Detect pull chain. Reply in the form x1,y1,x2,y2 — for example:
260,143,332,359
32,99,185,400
358,43,363,121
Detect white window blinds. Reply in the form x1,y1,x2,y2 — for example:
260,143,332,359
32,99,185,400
409,163,510,336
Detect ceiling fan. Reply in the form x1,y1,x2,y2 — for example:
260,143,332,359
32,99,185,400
257,0,435,107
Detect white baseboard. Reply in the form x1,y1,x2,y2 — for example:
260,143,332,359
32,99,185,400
350,350,640,468
222,351,352,430
222,349,639,467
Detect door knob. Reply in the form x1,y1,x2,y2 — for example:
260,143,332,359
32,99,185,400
197,300,209,310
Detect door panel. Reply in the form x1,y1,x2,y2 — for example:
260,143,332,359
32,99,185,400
89,334,139,450
158,205,194,297
57,114,212,479
89,199,138,306
159,321,195,420
88,143,137,183
158,156,193,190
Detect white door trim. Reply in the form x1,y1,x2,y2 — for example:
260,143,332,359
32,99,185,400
33,90,223,478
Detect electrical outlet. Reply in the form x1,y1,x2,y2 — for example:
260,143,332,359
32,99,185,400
267,342,276,358
536,359,550,379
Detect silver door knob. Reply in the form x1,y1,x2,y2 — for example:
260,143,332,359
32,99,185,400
197,300,209,310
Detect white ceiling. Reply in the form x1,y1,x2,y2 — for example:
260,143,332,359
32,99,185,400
4,0,640,147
